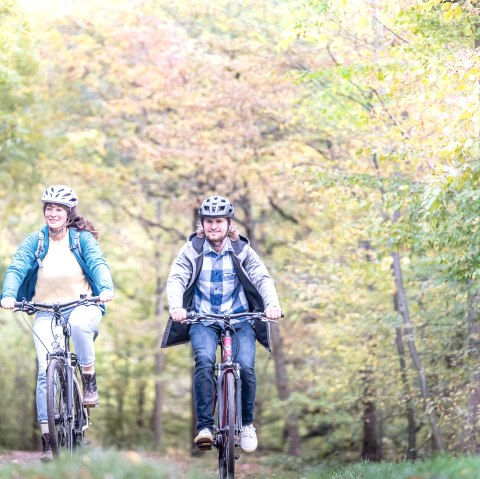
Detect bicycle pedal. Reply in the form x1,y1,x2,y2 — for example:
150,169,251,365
196,440,213,451
83,440,92,446
84,402,99,408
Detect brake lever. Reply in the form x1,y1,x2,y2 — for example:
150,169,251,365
14,303,36,315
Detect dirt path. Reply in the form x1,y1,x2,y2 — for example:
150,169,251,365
0,450,43,465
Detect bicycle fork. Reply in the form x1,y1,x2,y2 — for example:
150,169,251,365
216,364,242,448
65,354,75,424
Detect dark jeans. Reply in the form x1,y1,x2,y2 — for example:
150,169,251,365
189,320,256,432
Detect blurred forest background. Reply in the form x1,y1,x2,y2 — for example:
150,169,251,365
1,0,480,466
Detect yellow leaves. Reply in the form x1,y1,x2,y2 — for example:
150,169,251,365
66,129,106,157
442,2,463,21
0,172,15,199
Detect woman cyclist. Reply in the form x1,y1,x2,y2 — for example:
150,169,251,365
0,185,114,460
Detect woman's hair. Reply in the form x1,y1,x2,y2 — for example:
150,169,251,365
196,219,239,241
43,203,99,239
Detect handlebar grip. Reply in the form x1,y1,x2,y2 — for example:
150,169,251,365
12,301,36,315
186,311,197,320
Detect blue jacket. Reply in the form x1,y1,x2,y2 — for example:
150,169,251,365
1,225,114,313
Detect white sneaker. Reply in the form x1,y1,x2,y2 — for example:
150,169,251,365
194,428,213,450
241,424,258,453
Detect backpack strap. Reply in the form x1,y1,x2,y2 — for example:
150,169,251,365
71,230,82,257
35,230,83,269
34,231,45,268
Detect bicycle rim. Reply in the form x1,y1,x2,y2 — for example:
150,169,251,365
218,372,236,479
46,357,72,457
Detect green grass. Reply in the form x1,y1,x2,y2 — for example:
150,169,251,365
319,454,480,479
0,449,211,479
1,450,480,479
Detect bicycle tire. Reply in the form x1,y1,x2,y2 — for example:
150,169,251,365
46,357,72,457
72,373,86,449
218,372,236,479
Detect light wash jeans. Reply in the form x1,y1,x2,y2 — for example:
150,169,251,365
32,304,102,422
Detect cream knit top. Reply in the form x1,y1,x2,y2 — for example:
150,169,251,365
33,232,92,302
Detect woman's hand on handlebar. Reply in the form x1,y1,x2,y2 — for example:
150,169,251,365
1,297,15,310
170,308,187,322
99,290,115,303
265,306,282,320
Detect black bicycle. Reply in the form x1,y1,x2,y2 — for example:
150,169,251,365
183,311,277,479
14,296,101,457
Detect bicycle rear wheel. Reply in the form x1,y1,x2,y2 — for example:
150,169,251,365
46,357,72,457
218,372,236,479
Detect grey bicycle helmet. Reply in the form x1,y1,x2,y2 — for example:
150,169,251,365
198,195,234,218
41,185,78,209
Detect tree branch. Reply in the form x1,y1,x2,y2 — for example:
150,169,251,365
268,197,299,224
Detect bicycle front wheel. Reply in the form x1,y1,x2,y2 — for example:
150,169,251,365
218,371,236,479
46,357,72,457
73,372,88,450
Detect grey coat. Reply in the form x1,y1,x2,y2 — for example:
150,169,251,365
161,233,280,351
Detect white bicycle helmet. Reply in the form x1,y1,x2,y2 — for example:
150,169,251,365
199,195,234,218
41,185,78,209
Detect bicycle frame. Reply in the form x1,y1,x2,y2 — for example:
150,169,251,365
214,318,242,450
47,304,79,442
13,296,100,456
182,311,277,479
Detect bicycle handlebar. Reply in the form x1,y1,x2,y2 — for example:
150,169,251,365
13,296,102,315
179,311,284,323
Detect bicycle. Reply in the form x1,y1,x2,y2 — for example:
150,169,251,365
182,311,278,479
14,295,101,458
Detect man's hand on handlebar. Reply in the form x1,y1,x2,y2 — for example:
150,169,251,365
170,308,187,322
265,306,282,320
1,297,15,310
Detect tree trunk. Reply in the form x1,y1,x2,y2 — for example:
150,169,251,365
238,194,301,455
393,293,417,460
153,346,164,448
360,360,383,461
153,200,165,449
391,249,444,451
137,380,146,429
153,274,164,449
373,146,441,451
191,365,200,455
359,241,383,461
474,16,480,49
189,206,201,455
462,287,480,452
270,325,301,456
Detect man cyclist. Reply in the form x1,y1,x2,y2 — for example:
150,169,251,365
161,195,282,453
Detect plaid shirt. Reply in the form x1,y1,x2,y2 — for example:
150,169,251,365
194,239,249,324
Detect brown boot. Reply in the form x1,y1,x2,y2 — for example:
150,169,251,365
83,373,99,407
41,433,53,461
